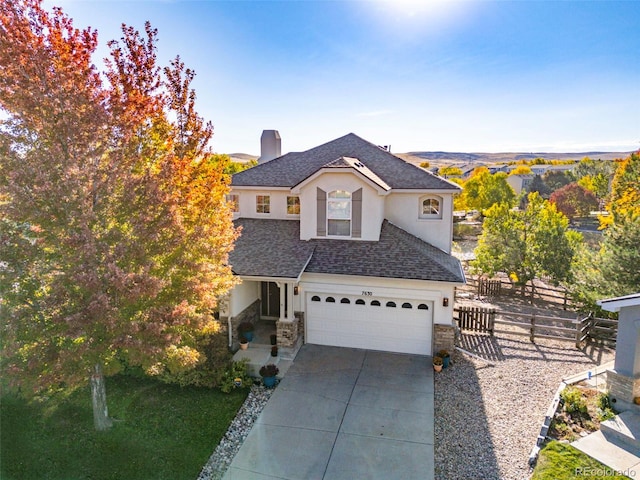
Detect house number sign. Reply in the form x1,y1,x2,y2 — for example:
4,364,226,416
361,291,373,296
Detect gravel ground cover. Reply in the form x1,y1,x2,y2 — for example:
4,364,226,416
435,327,614,480
197,383,275,480
199,295,614,480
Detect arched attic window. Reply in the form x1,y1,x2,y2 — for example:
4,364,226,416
419,196,442,219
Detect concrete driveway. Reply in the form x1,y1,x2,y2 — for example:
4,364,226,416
223,344,434,480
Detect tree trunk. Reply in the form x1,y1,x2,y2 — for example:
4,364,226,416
90,363,113,431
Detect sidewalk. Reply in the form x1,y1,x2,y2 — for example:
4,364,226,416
569,365,640,477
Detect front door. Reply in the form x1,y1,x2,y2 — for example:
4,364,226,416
261,282,280,318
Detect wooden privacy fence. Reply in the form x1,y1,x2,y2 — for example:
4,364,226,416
457,306,495,334
477,279,501,298
455,307,617,348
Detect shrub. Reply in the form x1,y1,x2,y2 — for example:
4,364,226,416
560,386,588,414
154,331,232,388
596,391,616,421
220,360,252,393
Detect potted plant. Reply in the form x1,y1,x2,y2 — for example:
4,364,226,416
237,322,255,342
433,356,443,372
271,345,278,357
437,349,450,368
239,335,248,350
259,364,279,388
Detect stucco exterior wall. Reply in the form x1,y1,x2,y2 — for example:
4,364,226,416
299,272,456,326
229,279,260,318
384,192,454,253
232,188,298,220
297,172,385,241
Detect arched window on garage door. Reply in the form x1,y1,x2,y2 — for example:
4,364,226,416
340,298,350,304
355,299,365,305
371,300,381,306
402,302,412,308
326,297,336,303
386,301,396,307
311,295,321,302
418,303,429,310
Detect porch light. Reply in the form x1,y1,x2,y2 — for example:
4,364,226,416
442,297,449,307
294,286,299,295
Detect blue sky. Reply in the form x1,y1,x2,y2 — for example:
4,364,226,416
46,0,640,156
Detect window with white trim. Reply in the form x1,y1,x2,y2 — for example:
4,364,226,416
287,196,300,215
256,195,270,214
327,190,351,236
419,196,442,219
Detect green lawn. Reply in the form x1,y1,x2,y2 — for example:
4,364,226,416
532,440,631,480
1,375,248,480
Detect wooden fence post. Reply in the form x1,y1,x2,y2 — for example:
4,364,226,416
530,314,536,343
575,316,582,348
489,309,495,336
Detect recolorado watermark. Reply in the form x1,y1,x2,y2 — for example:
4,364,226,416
575,466,637,477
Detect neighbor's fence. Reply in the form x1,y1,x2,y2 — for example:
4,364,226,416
461,276,573,310
454,307,617,347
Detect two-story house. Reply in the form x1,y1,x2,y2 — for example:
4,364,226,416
220,131,465,357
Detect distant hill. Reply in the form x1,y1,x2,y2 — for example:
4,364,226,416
228,153,258,163
399,151,631,167
225,150,632,168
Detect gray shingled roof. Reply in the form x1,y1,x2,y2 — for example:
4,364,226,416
229,218,465,283
229,219,315,278
321,156,391,191
231,133,459,190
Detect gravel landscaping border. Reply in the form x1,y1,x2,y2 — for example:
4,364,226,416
434,332,614,480
197,383,276,480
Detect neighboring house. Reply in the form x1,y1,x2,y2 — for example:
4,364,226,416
220,131,465,356
507,173,534,194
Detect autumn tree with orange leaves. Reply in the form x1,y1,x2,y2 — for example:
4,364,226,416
0,0,237,430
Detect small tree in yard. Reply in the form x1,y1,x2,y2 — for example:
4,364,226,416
472,193,581,295
549,183,599,220
0,0,237,430
461,167,516,213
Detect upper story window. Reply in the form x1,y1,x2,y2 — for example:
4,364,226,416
287,196,300,215
256,195,270,214
327,190,351,236
419,195,442,219
226,194,239,213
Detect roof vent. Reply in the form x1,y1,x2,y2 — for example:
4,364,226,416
378,145,391,152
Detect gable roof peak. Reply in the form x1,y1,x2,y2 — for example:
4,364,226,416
232,132,460,190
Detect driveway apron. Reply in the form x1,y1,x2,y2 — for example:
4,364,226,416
223,344,434,480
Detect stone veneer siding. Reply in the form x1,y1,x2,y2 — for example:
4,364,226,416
434,324,455,355
606,369,640,410
275,312,305,348
230,299,261,347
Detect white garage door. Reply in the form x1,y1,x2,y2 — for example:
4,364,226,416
306,293,433,355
